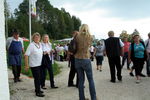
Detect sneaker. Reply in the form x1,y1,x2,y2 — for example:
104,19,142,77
136,80,140,84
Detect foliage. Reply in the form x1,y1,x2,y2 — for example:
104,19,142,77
6,0,82,40
119,29,140,42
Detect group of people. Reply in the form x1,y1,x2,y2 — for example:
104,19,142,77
7,31,58,97
90,31,150,84
6,24,150,100
54,43,69,61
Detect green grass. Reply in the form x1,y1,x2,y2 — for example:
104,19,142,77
9,41,61,80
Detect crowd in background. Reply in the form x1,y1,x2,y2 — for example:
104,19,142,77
6,25,150,100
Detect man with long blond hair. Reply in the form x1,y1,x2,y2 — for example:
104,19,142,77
75,24,97,100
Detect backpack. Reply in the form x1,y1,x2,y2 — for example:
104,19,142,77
68,37,77,54
131,41,147,61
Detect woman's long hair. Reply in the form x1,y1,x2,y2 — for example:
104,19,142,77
42,34,51,45
79,24,91,35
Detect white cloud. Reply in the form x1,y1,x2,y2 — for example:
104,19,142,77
54,2,150,40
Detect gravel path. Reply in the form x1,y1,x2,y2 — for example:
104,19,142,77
9,57,150,100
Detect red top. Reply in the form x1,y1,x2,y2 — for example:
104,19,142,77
123,42,130,53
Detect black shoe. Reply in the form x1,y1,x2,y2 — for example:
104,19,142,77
68,84,76,87
110,80,116,83
14,78,18,83
51,86,58,89
147,75,150,77
40,91,44,93
36,93,45,97
35,91,44,93
41,86,47,90
118,79,122,82
17,78,22,82
118,76,122,81
140,73,146,77
130,72,134,77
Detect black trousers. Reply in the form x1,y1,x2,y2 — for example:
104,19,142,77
12,65,21,79
31,66,41,93
96,56,104,65
133,58,145,76
40,63,55,87
68,55,79,86
122,52,130,69
41,54,55,87
146,53,150,75
90,52,94,61
60,55,64,61
108,56,122,81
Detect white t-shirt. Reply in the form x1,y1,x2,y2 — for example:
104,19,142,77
90,46,94,52
6,37,24,50
64,45,68,51
25,42,43,67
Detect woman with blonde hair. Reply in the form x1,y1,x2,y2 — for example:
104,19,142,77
75,24,97,100
25,32,44,97
40,34,58,89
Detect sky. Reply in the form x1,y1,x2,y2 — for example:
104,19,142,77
8,0,150,40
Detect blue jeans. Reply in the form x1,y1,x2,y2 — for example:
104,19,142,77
75,58,96,100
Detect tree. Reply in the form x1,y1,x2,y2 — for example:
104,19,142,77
119,30,130,40
7,0,82,40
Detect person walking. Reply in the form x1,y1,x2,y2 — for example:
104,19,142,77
25,32,45,97
145,32,150,77
6,29,24,83
94,41,105,71
75,24,97,100
104,31,124,83
68,31,79,87
90,45,95,61
128,35,148,83
122,37,130,70
41,34,58,89
59,44,64,61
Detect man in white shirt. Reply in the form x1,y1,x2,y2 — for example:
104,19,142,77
6,29,24,83
145,33,150,77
